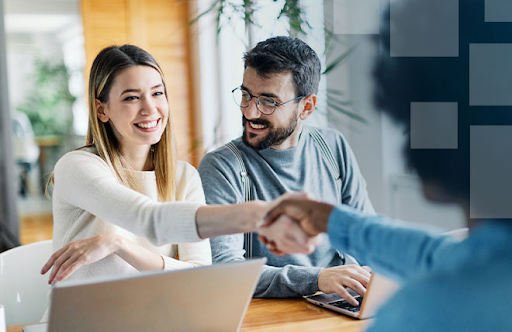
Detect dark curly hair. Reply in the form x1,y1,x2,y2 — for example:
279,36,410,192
244,36,321,98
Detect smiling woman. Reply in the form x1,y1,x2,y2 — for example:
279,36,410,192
95,66,169,172
44,44,212,286
41,45,314,296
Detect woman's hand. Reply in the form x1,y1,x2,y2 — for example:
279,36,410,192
41,234,120,284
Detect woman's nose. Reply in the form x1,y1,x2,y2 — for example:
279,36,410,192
140,97,157,115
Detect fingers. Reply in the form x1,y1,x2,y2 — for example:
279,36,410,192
41,246,68,275
260,215,314,255
50,254,81,284
262,192,309,227
334,285,360,307
48,246,80,284
343,278,367,298
54,258,83,283
343,265,371,289
362,266,372,274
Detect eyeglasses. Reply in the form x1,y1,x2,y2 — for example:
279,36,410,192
231,86,304,115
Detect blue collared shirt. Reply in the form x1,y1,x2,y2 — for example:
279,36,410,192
327,205,512,331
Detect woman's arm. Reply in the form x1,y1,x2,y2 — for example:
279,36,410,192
54,152,313,253
163,163,212,269
41,234,165,284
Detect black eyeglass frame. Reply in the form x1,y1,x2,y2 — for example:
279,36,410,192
231,86,304,115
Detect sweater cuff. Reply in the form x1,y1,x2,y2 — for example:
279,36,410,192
305,267,324,295
161,255,183,270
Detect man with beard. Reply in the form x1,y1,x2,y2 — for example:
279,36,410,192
198,36,374,302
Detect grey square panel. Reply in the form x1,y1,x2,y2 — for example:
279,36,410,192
485,0,512,22
470,126,512,218
470,44,512,106
410,102,458,149
333,0,380,35
390,0,459,57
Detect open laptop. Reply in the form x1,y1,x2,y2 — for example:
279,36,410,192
305,272,399,319
24,258,266,332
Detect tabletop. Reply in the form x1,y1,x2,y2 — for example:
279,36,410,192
7,298,371,332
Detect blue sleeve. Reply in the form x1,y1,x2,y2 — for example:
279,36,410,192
326,205,459,282
366,278,445,332
366,270,488,332
199,149,324,297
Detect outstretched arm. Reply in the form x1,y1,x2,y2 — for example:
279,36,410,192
265,193,459,282
54,151,311,248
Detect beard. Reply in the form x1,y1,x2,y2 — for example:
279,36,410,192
242,113,299,150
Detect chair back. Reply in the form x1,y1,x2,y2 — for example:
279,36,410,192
0,240,52,325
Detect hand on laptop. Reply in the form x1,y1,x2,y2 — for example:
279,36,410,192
318,265,372,306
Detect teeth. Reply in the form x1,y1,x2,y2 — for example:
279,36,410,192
249,122,266,129
136,121,158,129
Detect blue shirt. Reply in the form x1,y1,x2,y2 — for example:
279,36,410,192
327,205,512,331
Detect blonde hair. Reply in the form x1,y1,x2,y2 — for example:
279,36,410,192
50,45,177,201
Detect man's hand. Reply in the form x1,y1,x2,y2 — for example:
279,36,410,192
258,214,322,256
265,192,335,236
318,265,372,306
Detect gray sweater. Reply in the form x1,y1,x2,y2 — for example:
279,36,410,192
198,125,374,297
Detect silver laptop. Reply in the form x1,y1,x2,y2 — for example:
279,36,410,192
305,273,399,319
24,258,266,332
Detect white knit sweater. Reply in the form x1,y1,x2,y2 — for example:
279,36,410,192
51,149,211,282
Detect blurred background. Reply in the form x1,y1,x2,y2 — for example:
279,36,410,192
0,0,465,251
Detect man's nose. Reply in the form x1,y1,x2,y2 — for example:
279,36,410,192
242,98,261,119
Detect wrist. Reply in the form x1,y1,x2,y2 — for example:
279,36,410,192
244,202,266,233
317,268,326,291
312,202,334,233
109,234,124,255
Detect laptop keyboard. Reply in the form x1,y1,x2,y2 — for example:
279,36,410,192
329,296,363,313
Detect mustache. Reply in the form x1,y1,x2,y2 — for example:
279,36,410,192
242,116,271,127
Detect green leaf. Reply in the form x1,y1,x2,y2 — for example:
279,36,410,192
189,0,222,26
323,46,354,75
327,101,367,124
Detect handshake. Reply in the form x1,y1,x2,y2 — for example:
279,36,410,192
256,192,335,256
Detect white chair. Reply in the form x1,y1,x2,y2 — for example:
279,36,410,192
0,240,53,325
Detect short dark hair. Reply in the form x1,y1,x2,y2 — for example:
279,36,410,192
244,36,321,97
374,0,512,203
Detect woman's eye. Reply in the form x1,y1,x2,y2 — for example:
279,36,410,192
153,91,164,96
124,96,138,101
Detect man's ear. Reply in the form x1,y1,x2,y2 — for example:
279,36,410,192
96,99,109,123
299,94,316,120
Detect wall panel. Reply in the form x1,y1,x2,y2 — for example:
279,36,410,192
81,0,198,164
